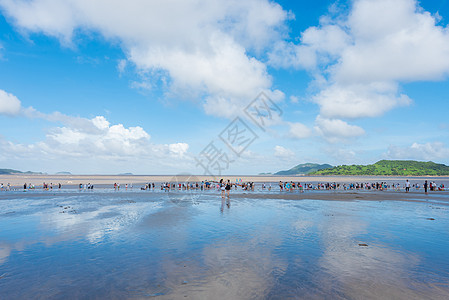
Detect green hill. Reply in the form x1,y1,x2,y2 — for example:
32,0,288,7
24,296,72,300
275,163,333,175
310,160,449,176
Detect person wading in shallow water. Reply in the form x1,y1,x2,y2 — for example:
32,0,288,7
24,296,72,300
219,179,225,198
405,179,410,192
225,180,231,208
424,180,428,195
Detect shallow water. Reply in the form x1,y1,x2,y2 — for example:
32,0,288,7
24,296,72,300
0,189,448,299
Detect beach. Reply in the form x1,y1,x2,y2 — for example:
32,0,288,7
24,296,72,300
1,179,449,299
1,174,448,188
3,0,449,298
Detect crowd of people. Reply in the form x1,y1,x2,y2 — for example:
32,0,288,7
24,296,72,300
133,179,446,195
113,183,133,190
137,180,256,193
0,183,12,191
0,179,446,194
23,182,61,190
275,180,445,194
79,183,94,190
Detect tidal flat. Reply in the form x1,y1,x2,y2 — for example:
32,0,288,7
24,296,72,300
0,188,448,299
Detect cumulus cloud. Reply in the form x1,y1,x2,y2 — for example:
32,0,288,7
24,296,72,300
274,145,294,159
0,90,75,121
168,142,189,157
288,122,312,139
0,115,190,172
269,0,449,120
385,142,449,161
314,82,412,119
0,0,288,118
314,116,365,143
43,115,151,157
269,24,351,70
339,0,449,83
0,89,22,115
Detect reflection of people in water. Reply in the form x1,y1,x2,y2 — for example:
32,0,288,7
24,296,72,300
221,197,228,211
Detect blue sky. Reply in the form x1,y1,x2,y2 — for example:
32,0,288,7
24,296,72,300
0,0,449,175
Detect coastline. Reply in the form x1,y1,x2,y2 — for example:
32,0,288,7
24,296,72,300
1,174,448,187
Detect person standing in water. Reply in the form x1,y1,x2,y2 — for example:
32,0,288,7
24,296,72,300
225,180,231,197
424,180,428,194
405,179,410,193
219,179,225,198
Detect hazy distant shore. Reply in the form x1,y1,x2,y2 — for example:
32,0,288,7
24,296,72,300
1,174,449,187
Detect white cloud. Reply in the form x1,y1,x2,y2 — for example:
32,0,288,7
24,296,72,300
169,143,189,157
289,95,299,104
340,0,449,83
0,89,22,115
117,59,127,74
274,145,294,159
24,108,111,134
314,115,365,143
269,0,449,120
385,142,449,161
288,122,312,139
0,115,191,172
314,82,412,119
34,115,151,157
269,24,351,70
0,90,191,173
0,0,289,119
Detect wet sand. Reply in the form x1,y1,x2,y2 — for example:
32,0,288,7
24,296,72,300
1,188,448,206
232,190,449,205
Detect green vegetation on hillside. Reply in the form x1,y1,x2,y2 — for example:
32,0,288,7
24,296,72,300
275,163,333,175
310,160,449,176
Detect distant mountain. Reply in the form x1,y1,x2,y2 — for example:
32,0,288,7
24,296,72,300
56,172,72,175
0,168,22,175
310,160,449,176
275,163,333,175
0,168,42,175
